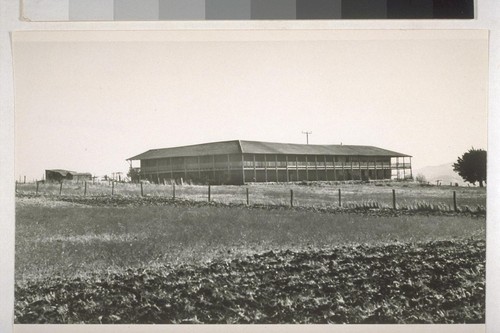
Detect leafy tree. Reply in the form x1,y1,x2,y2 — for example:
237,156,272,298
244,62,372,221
453,148,487,187
415,173,427,184
127,167,140,183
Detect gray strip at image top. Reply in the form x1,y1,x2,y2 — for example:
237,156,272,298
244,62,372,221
341,0,388,19
22,0,70,21
251,0,296,19
206,0,251,20
69,0,114,20
159,0,206,20
296,0,342,19
386,0,433,18
114,0,160,20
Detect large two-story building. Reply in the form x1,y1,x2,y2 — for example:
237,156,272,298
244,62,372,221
128,140,412,185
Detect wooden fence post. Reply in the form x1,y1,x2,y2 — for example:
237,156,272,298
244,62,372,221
246,188,249,205
140,182,144,197
59,181,63,196
84,181,87,196
35,181,39,195
112,181,115,196
338,189,342,207
24,176,26,184
453,191,457,212
392,189,397,210
173,183,176,200
15,181,17,193
290,189,294,207
208,185,211,202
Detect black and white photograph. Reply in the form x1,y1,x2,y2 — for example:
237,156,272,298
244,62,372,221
9,29,489,328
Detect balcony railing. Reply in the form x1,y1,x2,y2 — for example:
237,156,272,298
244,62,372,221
241,161,409,169
391,163,412,168
141,161,412,173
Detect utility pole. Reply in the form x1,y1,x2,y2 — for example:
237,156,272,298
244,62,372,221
302,131,312,145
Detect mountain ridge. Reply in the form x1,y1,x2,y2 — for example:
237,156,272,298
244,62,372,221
414,162,468,186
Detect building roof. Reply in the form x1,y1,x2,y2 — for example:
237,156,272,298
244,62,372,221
239,141,411,157
46,170,91,177
128,140,411,160
46,169,77,177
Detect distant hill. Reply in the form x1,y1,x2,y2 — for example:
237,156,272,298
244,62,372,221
414,163,468,186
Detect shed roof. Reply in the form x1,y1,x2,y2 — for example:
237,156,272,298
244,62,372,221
46,169,77,177
128,140,411,160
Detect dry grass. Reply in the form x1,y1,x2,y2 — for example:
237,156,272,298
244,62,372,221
16,200,485,282
16,181,486,211
14,193,486,324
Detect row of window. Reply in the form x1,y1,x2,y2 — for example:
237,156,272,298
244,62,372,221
141,154,400,168
246,161,399,168
140,161,412,172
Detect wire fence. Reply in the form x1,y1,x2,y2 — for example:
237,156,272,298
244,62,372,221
15,180,487,213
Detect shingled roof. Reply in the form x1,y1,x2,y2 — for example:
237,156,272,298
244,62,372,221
46,169,77,177
128,140,411,160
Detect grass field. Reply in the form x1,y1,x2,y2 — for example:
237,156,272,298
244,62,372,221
14,183,486,324
16,181,487,210
15,200,485,281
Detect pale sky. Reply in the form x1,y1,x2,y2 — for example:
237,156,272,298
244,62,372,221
12,30,488,180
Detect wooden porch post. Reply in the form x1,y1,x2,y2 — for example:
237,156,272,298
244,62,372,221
366,158,369,180
264,155,268,182
253,154,257,182
241,154,245,184
286,155,289,182
350,157,353,181
296,156,299,181
315,155,319,181
403,157,406,179
305,155,309,180
396,157,400,180
410,157,413,179
359,156,362,181
183,157,187,180
324,155,328,181
170,157,173,180
156,159,159,184
212,155,216,180
198,156,201,179
275,154,278,182
333,156,337,181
